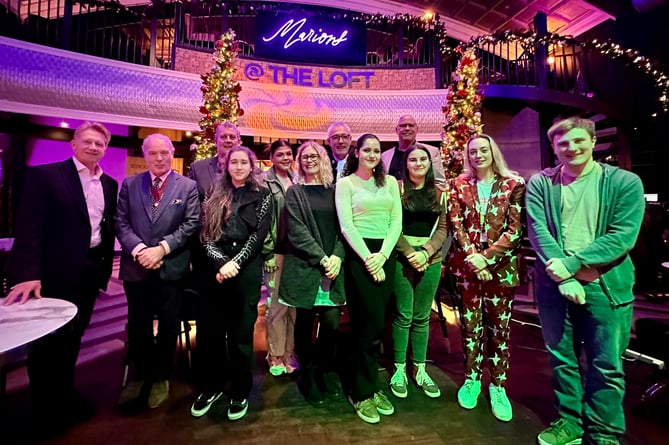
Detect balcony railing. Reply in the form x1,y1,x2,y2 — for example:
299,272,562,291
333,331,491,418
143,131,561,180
0,0,597,100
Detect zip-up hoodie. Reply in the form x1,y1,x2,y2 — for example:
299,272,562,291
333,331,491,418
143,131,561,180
526,162,644,305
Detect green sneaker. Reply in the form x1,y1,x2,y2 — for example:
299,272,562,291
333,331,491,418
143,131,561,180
390,364,408,398
372,391,395,415
457,379,481,409
415,364,441,398
489,384,512,421
537,418,583,445
352,397,380,424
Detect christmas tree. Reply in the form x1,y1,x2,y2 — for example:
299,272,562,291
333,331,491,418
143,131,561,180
194,30,245,160
441,47,484,178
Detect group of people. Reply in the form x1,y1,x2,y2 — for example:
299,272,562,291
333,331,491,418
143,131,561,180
3,115,644,445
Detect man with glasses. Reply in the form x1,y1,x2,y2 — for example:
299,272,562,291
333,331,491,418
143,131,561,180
381,115,446,189
326,121,352,182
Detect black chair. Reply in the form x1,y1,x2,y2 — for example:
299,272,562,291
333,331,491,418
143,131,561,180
631,317,669,407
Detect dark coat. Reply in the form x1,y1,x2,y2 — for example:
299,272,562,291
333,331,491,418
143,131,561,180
7,158,117,295
115,171,200,282
279,184,346,309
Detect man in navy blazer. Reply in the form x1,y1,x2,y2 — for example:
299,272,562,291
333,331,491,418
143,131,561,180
5,122,118,430
115,133,200,409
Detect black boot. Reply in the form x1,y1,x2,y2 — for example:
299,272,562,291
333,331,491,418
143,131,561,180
299,367,326,408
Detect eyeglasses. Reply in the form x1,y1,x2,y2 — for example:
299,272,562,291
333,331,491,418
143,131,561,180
300,154,320,162
329,134,351,141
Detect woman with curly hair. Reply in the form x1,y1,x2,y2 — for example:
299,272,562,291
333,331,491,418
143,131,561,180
190,145,272,421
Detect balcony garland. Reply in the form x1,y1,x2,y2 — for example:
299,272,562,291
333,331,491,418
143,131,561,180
442,30,669,114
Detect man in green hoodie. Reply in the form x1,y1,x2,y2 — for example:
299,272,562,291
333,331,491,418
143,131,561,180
527,117,644,445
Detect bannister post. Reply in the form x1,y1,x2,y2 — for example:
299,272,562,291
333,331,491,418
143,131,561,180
172,0,182,70
150,15,158,67
534,12,548,89
61,0,73,50
434,37,442,88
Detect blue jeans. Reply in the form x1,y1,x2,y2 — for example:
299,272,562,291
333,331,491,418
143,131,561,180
537,279,632,443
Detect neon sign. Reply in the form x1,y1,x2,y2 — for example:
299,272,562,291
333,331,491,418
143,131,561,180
262,18,349,50
243,62,375,89
255,11,366,66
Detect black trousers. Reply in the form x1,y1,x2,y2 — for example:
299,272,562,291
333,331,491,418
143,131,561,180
295,306,341,373
26,249,103,419
197,256,262,400
123,273,182,382
344,239,396,402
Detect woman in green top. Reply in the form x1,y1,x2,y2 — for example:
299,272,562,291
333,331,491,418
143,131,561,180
335,133,402,424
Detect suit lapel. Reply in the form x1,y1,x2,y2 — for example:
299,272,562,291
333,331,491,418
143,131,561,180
61,159,89,221
140,171,153,222
207,157,219,195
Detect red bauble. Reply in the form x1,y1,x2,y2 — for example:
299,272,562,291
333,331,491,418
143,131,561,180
215,40,225,49
237,108,245,116
457,89,468,98
199,106,208,114
233,83,242,93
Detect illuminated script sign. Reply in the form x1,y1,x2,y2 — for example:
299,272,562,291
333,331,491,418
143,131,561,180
243,62,375,89
255,11,366,65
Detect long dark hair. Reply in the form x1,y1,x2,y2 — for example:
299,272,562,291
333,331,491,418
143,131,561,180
342,133,386,188
201,146,261,242
401,145,440,211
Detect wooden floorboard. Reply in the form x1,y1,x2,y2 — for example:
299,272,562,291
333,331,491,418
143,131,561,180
2,263,669,444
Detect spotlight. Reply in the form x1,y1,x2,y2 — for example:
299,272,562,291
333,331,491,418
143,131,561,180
546,56,555,65
59,121,69,128
185,130,193,137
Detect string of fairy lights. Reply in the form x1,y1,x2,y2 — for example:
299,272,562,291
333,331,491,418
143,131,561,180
443,30,669,113
71,0,668,116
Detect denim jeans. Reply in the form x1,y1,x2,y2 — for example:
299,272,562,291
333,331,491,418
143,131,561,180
392,260,441,363
537,279,632,442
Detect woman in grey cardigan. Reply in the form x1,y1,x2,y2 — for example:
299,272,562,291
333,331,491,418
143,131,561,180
278,141,346,407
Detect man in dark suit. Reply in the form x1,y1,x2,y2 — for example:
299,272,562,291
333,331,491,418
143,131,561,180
188,121,241,201
115,133,200,409
326,121,352,182
5,121,118,429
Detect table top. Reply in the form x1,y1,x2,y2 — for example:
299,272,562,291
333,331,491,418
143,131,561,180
0,298,78,354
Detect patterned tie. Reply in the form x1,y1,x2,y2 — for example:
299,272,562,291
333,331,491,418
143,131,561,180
151,177,161,220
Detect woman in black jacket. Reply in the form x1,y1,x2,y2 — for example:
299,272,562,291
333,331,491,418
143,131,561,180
189,145,272,421
279,141,345,407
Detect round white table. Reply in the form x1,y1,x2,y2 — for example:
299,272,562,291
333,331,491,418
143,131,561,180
0,297,78,354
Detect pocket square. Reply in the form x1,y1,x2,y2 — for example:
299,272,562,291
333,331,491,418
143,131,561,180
171,199,183,205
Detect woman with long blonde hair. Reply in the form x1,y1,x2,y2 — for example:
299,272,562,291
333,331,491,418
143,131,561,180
447,134,525,422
